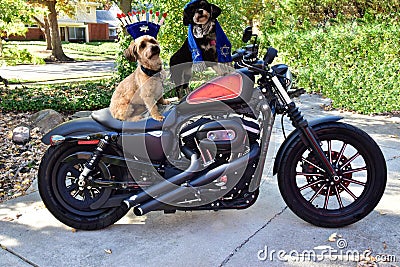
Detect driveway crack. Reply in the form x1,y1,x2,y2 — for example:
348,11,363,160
1,243,39,267
386,155,400,162
219,206,288,267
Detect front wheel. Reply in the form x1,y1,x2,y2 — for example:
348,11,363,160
278,122,387,227
38,143,129,230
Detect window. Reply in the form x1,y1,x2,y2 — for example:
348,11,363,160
109,28,117,37
86,7,91,14
68,27,86,41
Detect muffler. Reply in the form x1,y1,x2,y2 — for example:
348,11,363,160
133,144,260,216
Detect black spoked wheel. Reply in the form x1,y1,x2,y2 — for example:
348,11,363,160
278,122,387,227
55,157,112,216
39,144,129,230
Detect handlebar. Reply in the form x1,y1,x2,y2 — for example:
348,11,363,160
232,45,279,75
232,49,245,62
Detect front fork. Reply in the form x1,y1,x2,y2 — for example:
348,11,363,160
286,103,338,177
271,76,338,178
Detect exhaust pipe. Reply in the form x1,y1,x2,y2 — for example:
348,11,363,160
133,144,260,216
123,147,200,208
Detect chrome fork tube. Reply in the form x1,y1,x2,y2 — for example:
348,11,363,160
272,75,337,177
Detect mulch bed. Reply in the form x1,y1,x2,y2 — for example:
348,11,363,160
0,112,47,203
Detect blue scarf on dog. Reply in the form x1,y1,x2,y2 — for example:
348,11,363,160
185,1,232,71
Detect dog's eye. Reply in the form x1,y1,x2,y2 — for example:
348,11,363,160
140,43,146,49
149,39,157,45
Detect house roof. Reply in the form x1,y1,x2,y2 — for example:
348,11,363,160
96,10,119,28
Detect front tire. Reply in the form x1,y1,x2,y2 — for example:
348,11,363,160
38,143,129,230
278,122,387,227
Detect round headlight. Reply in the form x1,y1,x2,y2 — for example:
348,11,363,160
285,68,293,91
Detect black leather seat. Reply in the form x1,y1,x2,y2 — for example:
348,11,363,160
91,108,168,132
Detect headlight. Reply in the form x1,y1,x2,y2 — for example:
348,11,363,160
271,64,292,91
284,68,293,91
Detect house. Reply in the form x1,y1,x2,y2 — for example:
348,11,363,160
96,9,120,40
9,2,120,42
58,1,109,42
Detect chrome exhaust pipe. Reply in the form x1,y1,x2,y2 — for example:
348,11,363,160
133,144,260,216
123,148,200,209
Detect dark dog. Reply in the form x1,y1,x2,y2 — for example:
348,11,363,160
170,0,231,98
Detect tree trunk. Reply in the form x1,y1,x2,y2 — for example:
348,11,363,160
46,0,73,61
44,16,52,50
33,15,52,50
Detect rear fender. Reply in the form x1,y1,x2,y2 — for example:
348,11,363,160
273,116,343,175
41,117,111,145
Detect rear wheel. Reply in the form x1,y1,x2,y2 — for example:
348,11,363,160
278,122,387,227
38,143,129,230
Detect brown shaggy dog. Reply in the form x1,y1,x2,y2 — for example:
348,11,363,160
110,35,169,121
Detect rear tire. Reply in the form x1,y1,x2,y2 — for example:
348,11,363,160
278,122,386,227
38,143,129,230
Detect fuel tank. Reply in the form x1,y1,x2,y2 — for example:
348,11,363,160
177,71,255,114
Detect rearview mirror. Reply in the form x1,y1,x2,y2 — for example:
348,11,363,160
242,26,253,43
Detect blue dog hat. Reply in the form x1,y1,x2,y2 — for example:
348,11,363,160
126,21,160,39
117,11,167,39
185,0,200,8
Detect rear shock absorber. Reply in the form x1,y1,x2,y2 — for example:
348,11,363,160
77,137,109,188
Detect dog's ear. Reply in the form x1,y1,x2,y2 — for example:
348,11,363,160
124,43,137,62
183,7,193,26
210,3,221,19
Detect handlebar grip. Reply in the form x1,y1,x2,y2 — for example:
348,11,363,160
232,53,243,62
232,48,247,62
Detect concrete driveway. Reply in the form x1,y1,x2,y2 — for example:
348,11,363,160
0,94,399,267
0,61,115,83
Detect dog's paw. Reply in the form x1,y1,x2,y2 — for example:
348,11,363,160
162,99,170,105
153,115,164,121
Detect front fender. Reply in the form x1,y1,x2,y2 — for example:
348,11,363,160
41,117,111,145
273,116,343,175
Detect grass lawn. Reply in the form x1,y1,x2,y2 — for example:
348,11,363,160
2,40,119,64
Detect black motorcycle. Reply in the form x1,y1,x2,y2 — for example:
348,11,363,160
38,27,386,230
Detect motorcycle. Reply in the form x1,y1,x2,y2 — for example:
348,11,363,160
38,27,387,230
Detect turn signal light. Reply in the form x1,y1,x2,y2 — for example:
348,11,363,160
50,135,65,146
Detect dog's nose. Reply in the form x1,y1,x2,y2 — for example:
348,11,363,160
151,45,160,54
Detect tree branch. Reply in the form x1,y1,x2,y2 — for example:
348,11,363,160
32,16,45,28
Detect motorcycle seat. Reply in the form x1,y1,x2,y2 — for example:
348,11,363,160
91,108,167,132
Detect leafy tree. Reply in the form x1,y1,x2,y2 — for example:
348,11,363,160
46,0,73,61
0,0,34,56
29,0,111,62
31,6,52,50
28,0,74,61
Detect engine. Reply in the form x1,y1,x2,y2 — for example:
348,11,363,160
180,117,260,165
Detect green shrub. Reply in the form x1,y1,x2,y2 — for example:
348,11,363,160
1,47,44,65
0,80,116,112
267,20,400,114
114,31,137,83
